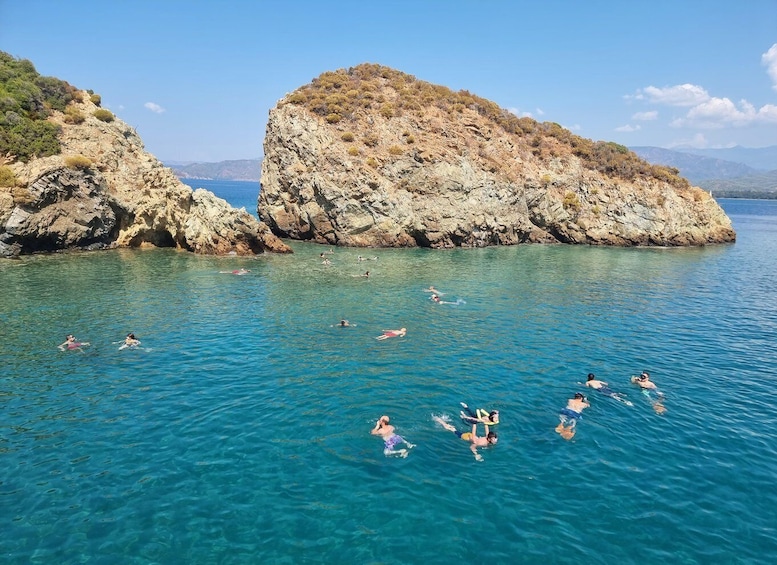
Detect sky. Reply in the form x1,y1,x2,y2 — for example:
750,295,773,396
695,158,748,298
1,0,776,163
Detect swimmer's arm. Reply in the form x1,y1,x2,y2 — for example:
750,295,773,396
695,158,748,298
370,420,383,434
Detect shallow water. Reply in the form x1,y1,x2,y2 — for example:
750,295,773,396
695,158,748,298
1,197,776,564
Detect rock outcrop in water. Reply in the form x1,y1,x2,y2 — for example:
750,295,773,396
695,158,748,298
0,91,290,258
259,64,735,248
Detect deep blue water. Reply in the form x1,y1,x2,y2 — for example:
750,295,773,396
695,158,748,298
1,192,776,564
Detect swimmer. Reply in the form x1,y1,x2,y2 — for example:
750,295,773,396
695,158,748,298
357,255,367,261
220,268,250,275
631,371,666,414
119,332,140,350
431,294,441,303
362,271,369,277
555,392,589,440
322,258,331,265
423,286,443,295
371,415,415,457
58,334,89,351
460,402,499,426
375,328,406,340
338,319,351,327
585,373,632,405
433,416,497,462
631,371,657,390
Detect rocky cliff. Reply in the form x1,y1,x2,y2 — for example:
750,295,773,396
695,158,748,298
259,64,735,248
0,94,290,257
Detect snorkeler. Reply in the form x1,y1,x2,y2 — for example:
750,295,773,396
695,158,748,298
371,415,415,458
585,373,633,405
375,328,406,340
631,371,666,414
433,416,497,462
460,402,499,426
555,392,589,440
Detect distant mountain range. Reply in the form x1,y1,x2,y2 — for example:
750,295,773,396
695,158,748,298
631,145,777,199
166,145,777,199
168,159,261,181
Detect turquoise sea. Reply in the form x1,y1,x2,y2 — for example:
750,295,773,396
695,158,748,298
2,182,776,564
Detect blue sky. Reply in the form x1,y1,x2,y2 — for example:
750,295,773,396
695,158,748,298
2,0,776,163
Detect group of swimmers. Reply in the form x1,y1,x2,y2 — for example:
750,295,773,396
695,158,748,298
58,332,140,352
373,402,499,461
555,371,665,440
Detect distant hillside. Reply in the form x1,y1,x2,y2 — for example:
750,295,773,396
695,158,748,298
169,159,261,181
630,147,757,183
699,170,777,199
672,146,777,171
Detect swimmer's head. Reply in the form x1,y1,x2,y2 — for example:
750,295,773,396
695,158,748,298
487,431,498,444
489,410,499,421
587,373,595,380
379,415,389,425
574,392,586,400
127,333,135,339
66,334,74,340
641,371,650,379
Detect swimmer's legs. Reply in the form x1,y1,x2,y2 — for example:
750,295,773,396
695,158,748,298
384,448,408,458
460,402,478,419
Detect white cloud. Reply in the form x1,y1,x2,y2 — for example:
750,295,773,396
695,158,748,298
508,107,536,118
632,111,658,121
670,97,777,128
762,43,777,92
640,84,710,107
615,124,641,132
144,102,165,114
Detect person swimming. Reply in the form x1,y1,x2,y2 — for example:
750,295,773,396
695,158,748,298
119,332,141,349
375,328,406,340
585,373,632,405
433,416,497,461
370,415,415,458
460,402,499,426
58,334,89,351
555,392,589,440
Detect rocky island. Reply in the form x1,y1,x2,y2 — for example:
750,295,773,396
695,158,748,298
260,64,735,247
0,52,290,258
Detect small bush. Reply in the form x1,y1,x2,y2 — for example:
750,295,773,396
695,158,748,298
90,93,101,106
347,146,359,156
93,109,114,122
63,106,85,124
405,135,415,144
325,113,341,124
379,103,394,118
363,134,379,148
0,165,17,187
341,132,354,142
562,192,581,212
366,157,378,168
388,145,403,156
64,154,92,170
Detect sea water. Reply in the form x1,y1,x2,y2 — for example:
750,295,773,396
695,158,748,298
1,192,776,564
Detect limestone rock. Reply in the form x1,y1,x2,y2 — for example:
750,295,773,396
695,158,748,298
259,65,735,248
0,93,290,257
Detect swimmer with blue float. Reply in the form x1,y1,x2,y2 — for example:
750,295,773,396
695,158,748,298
555,392,589,440
371,415,415,458
584,373,633,406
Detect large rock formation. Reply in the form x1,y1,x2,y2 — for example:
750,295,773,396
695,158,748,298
0,93,290,257
259,64,735,247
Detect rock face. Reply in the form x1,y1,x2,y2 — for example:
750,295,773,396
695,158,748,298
0,94,290,257
259,65,735,248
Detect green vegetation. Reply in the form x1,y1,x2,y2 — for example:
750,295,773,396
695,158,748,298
64,106,85,124
0,51,77,161
282,63,689,189
93,109,114,122
0,164,16,186
341,131,354,142
64,154,92,170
